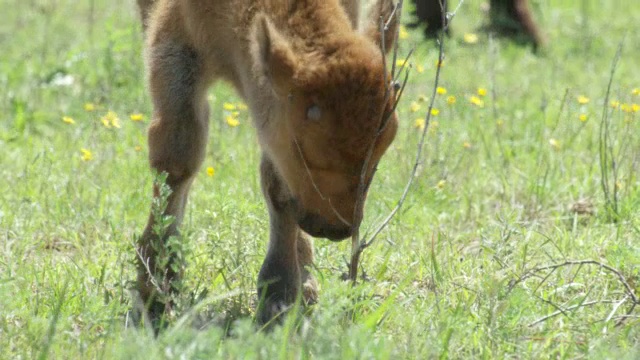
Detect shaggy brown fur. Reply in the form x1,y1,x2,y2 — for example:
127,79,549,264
135,0,399,326
411,0,545,48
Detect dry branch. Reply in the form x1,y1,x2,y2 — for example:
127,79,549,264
348,0,465,283
514,260,637,304
528,300,601,327
599,37,625,221
511,259,638,327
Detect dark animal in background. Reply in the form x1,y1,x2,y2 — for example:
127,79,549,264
410,0,545,48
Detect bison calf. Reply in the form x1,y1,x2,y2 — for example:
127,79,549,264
134,0,400,327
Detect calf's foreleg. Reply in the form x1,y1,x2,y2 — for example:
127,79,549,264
136,32,210,325
257,157,318,325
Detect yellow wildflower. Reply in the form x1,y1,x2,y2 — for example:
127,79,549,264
416,64,425,73
446,95,456,105
206,166,215,177
414,118,425,130
579,113,588,122
430,108,440,116
549,138,561,150
463,33,478,44
223,102,236,111
100,116,110,128
130,113,145,122
110,116,121,129
470,96,484,107
463,141,472,149
436,87,447,95
62,116,75,125
80,148,93,161
84,103,95,112
632,88,640,96
577,95,590,104
430,120,439,132
621,103,632,113
101,111,120,128
436,180,446,189
134,145,142,152
396,59,408,68
610,100,620,109
226,115,240,127
399,25,409,40
632,104,640,113
477,88,488,97
410,101,421,113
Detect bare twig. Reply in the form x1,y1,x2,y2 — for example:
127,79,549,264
528,300,601,327
348,0,468,283
367,0,455,246
518,260,638,304
349,0,406,283
612,314,640,320
615,302,637,328
599,37,625,221
530,262,558,294
510,259,638,328
366,0,466,245
604,295,629,323
513,260,637,304
349,0,467,282
533,294,569,319
135,246,163,295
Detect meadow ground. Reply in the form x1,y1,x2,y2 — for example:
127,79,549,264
1,0,639,358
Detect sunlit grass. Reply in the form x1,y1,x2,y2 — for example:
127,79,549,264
0,0,639,359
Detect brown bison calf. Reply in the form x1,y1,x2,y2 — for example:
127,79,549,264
411,0,544,48
134,0,399,326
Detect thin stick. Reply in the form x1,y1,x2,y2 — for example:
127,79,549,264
349,0,468,283
349,0,404,282
605,295,629,323
528,300,601,327
513,260,638,304
599,37,625,219
365,0,462,249
615,302,637,327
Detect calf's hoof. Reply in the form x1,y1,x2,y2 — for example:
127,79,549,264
130,290,173,334
255,277,317,327
256,299,293,326
301,271,319,306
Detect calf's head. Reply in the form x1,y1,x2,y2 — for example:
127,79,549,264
251,12,398,240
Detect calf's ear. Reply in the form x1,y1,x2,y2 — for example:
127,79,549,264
363,0,398,54
250,15,298,97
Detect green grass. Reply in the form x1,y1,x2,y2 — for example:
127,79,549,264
1,0,639,358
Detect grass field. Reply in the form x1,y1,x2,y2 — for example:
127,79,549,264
1,0,639,358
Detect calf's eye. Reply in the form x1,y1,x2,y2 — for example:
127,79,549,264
306,104,322,121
